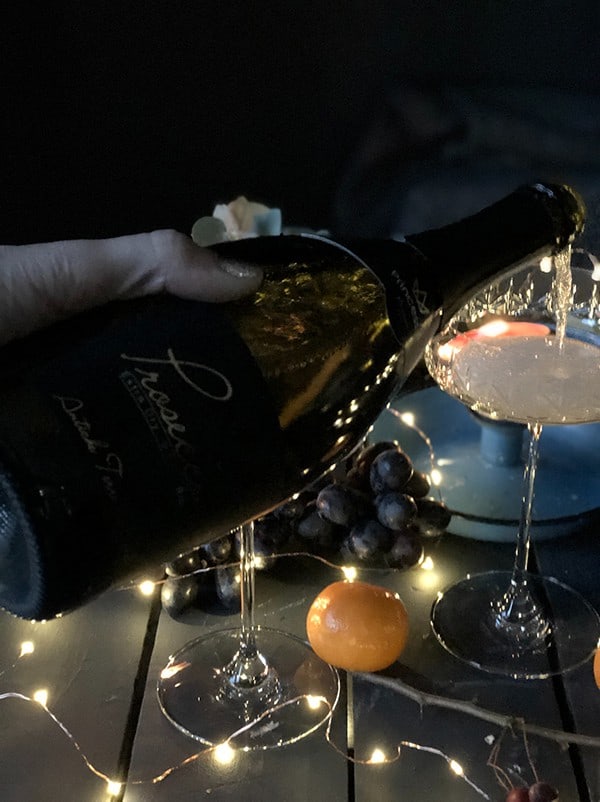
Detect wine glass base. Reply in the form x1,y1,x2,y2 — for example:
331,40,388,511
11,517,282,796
157,626,340,749
431,571,600,679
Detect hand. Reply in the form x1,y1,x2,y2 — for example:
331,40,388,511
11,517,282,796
0,229,263,346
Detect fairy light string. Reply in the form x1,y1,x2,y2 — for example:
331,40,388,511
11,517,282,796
0,674,488,797
1,628,600,797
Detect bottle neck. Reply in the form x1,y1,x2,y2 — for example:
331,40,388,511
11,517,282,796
347,182,585,330
405,182,585,324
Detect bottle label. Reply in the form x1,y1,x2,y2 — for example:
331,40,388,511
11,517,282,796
0,297,287,565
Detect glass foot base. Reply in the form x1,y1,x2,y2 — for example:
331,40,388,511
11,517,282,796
431,571,600,679
157,626,340,749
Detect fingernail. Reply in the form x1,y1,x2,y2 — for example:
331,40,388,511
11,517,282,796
218,258,263,280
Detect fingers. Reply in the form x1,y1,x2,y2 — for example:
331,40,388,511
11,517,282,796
0,230,263,344
143,229,264,302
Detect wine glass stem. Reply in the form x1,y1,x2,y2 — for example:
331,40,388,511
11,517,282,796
238,521,258,654
223,522,277,693
492,421,550,644
512,421,542,584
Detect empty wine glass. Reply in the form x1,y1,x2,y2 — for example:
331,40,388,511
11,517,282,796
157,520,340,748
425,250,600,678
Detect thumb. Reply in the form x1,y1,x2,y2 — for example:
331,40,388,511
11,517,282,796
141,229,264,302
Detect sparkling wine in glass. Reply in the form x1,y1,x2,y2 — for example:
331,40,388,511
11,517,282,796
425,251,600,678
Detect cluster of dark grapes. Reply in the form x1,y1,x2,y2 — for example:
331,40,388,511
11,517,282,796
161,440,451,620
505,782,558,802
287,440,451,571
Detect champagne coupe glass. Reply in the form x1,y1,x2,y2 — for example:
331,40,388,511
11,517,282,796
425,249,600,678
157,519,340,748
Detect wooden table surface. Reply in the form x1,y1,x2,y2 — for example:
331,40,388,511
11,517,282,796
0,525,599,802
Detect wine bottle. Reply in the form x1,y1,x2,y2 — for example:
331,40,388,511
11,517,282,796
0,182,585,619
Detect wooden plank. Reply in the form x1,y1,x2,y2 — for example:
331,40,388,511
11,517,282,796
0,586,154,801
536,529,600,802
351,534,581,800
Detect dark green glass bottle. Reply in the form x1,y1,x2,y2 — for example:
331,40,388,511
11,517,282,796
0,182,585,619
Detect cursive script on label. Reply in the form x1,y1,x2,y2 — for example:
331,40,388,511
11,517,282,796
53,395,124,502
120,349,233,492
53,395,108,455
120,349,233,401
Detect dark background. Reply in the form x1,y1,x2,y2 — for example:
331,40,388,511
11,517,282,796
1,2,599,246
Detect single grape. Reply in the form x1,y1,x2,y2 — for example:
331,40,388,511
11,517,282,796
350,440,410,493
505,788,529,802
369,448,413,494
165,534,234,577
528,781,558,802
198,534,233,564
353,440,400,478
165,546,210,577
413,498,452,538
251,533,279,571
254,514,291,550
160,573,215,620
386,529,423,569
296,501,340,550
404,469,431,499
375,491,418,530
274,490,315,523
343,518,394,563
215,565,241,610
316,483,370,527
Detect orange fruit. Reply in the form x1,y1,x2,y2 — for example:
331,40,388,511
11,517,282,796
594,648,600,688
306,579,409,672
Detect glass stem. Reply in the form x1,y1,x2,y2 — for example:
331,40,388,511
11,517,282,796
238,521,259,657
493,421,550,645
512,421,542,585
224,522,274,691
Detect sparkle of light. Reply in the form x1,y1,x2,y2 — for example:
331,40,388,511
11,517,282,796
420,556,434,571
540,255,553,273
306,695,322,710
160,661,191,679
33,689,49,707
107,780,122,795
341,566,358,581
449,758,464,776
20,641,35,657
369,748,386,764
399,411,415,427
138,580,155,596
437,342,455,362
213,742,236,765
430,469,442,486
